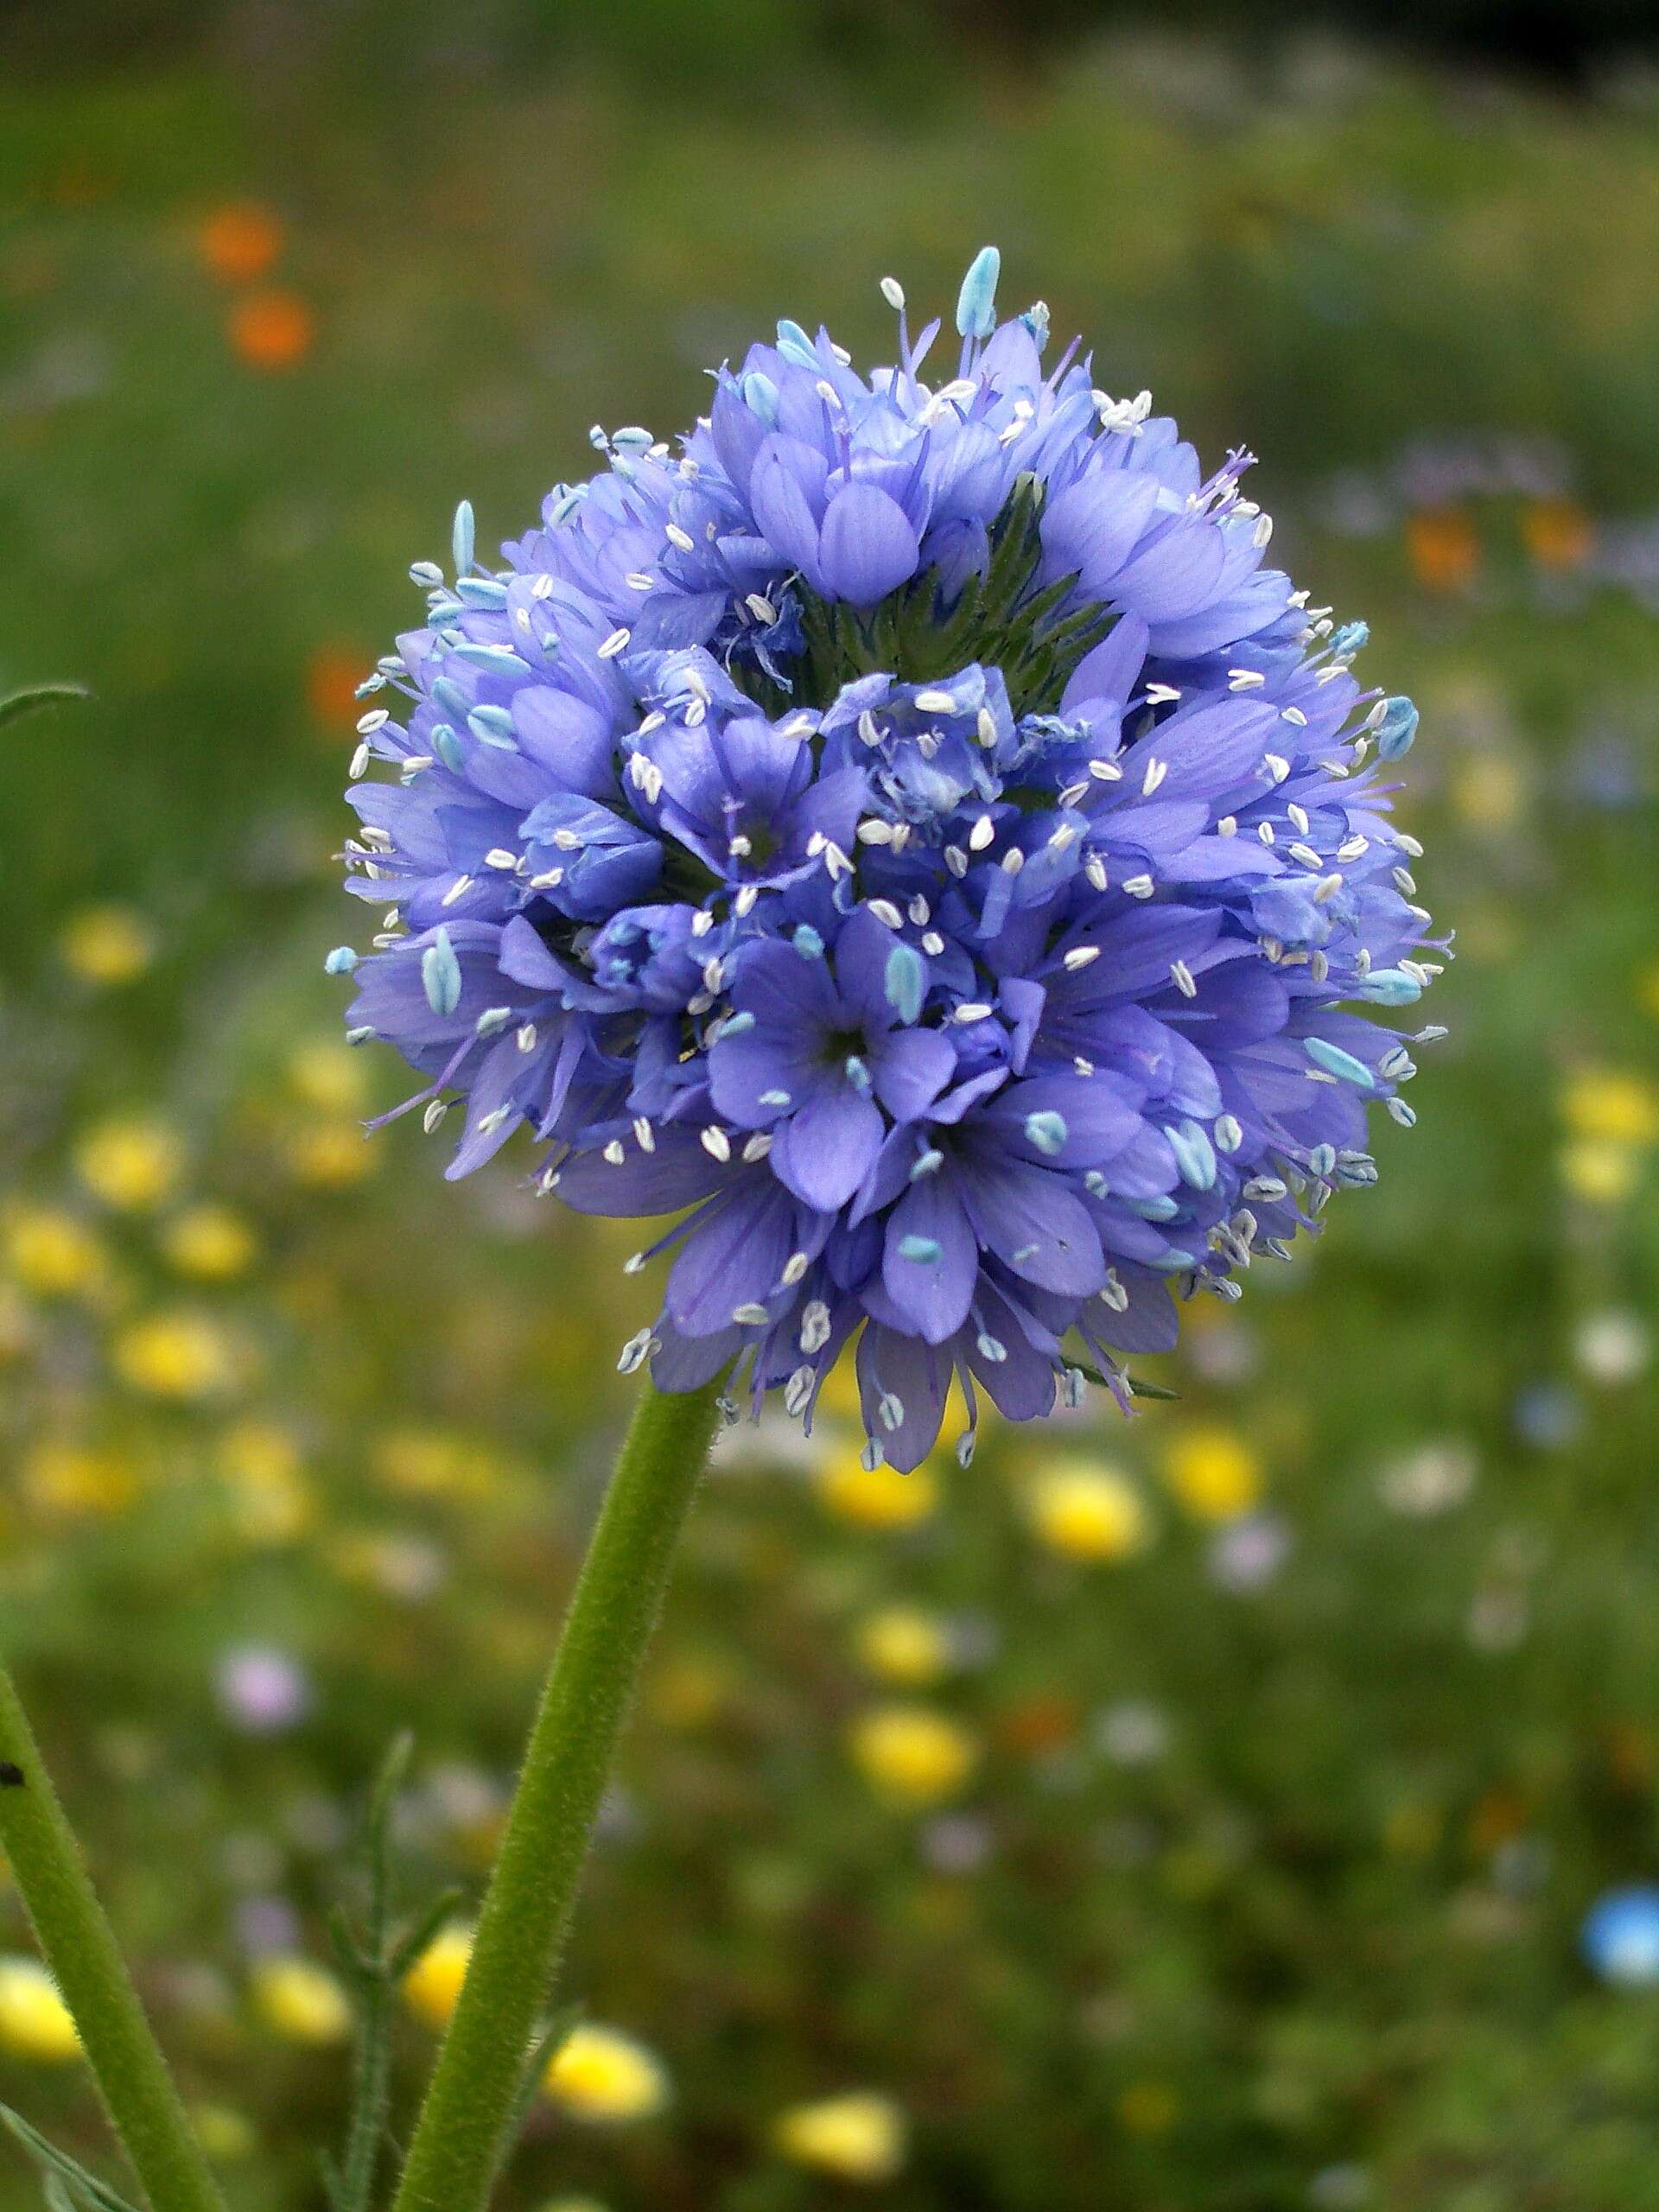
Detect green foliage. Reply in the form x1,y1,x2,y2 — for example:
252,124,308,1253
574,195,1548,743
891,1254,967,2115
792,476,1116,715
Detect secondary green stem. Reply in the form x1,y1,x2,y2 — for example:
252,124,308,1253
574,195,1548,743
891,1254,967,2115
391,1379,723,2212
0,1664,226,2212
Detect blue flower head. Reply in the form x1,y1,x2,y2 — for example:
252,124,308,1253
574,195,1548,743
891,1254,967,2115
335,256,1446,1469
1582,1887,1659,1986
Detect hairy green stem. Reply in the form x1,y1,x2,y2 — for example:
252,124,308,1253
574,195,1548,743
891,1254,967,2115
391,1380,723,2212
0,1664,226,2212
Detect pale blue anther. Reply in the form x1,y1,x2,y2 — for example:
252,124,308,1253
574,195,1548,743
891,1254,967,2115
741,370,779,427
323,946,358,976
1130,1193,1180,1222
452,643,530,676
791,924,823,958
422,926,462,1018
1164,1118,1217,1191
898,1235,942,1265
1374,695,1419,761
467,705,518,749
451,499,474,575
1358,968,1422,1007
775,319,819,369
1305,1036,1376,1090
885,942,925,1025
955,245,1001,340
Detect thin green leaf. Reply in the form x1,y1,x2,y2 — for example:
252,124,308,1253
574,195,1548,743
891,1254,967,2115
317,2146,346,2212
507,2001,585,2138
0,2112,139,2212
0,683,90,732
1127,1371,1180,1402
327,1899,372,1985
387,1885,467,1983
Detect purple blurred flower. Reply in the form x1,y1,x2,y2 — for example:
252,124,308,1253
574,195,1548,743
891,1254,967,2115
334,254,1442,1470
234,1897,302,1955
1208,1511,1294,1592
216,1645,310,1735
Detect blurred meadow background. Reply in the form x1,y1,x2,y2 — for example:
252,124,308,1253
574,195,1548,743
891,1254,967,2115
3,3,1659,2206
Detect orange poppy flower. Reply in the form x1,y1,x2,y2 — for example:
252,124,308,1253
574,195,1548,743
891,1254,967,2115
1406,506,1479,592
307,645,369,726
227,289,315,373
199,203,285,284
1521,498,1593,572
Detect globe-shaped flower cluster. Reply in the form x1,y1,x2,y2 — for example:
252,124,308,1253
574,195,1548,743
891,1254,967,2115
333,250,1443,1469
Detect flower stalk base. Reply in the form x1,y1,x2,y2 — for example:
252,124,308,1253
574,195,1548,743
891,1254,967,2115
0,1662,226,2212
391,1377,722,2212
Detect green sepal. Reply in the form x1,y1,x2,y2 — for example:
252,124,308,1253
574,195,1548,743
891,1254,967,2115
0,2110,140,2212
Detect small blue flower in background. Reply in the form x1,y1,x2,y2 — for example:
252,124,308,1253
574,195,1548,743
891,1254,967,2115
334,251,1445,1469
1582,1886,1659,1986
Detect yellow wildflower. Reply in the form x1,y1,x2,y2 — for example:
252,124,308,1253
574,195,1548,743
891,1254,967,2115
285,1122,375,1188
75,1117,183,1211
402,1925,473,2030
113,1310,236,1400
287,1039,370,1115
1560,1141,1642,1208
59,904,155,987
0,1959,79,2062
773,2091,906,2183
21,1440,137,1519
162,1204,258,1280
248,1956,351,2044
1450,753,1526,836
5,1205,107,1298
217,1421,310,1542
816,1446,938,1530
849,1704,976,1807
374,1427,501,1501
1162,1427,1262,1522
854,1606,952,1688
1560,1070,1659,1148
190,2104,257,2162
543,2024,669,2124
1026,1461,1149,1560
